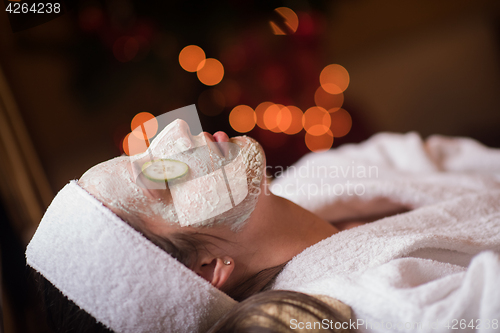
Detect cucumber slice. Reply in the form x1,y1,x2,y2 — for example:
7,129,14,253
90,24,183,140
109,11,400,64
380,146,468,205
141,159,189,182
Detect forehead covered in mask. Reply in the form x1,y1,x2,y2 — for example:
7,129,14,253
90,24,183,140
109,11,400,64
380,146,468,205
79,119,266,230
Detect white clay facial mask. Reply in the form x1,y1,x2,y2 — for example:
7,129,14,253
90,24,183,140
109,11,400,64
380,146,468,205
130,119,256,228
80,107,265,230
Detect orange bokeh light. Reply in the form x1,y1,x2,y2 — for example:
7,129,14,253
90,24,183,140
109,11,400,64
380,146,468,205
131,112,158,140
255,102,274,130
263,104,285,133
229,105,256,133
269,22,285,35
179,45,206,72
271,7,299,35
302,106,331,136
262,104,293,133
197,58,224,86
320,64,350,94
282,105,303,135
329,108,352,137
123,132,149,156
277,106,292,132
314,86,344,112
305,130,334,152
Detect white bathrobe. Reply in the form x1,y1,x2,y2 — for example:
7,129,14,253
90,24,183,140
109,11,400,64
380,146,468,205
270,132,500,332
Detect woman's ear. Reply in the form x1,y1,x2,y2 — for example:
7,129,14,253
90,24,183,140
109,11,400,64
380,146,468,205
195,256,234,289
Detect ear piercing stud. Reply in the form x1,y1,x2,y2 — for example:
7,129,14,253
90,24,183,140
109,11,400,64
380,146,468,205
223,260,231,265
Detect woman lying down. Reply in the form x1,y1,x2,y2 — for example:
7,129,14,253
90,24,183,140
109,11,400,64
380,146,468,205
26,117,500,333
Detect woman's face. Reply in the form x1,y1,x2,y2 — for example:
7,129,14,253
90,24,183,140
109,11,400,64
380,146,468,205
79,119,267,232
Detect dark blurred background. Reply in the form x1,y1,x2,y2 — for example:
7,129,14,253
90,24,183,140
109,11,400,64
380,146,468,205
1,0,500,332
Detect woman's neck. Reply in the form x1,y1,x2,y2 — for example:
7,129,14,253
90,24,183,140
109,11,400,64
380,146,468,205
233,191,339,277
265,193,338,259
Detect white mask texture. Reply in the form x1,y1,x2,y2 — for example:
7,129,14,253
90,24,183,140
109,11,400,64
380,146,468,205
79,119,265,230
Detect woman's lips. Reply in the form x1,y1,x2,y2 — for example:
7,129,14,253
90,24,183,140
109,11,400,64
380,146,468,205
202,131,229,157
213,131,229,157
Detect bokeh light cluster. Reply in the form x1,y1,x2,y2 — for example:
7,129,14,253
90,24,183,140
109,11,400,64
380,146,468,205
119,6,352,156
122,61,352,155
179,45,224,86
229,63,352,152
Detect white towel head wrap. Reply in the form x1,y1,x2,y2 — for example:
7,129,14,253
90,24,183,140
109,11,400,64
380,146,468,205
26,181,237,333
